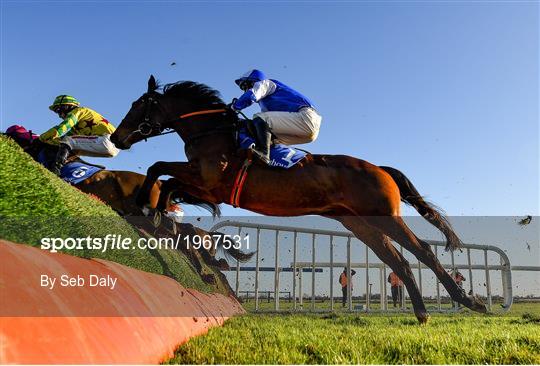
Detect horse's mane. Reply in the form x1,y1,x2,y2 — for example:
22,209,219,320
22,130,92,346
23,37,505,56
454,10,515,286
161,81,226,108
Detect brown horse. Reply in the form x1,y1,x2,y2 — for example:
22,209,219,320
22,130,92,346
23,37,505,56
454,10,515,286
5,133,252,276
6,133,166,216
111,76,487,323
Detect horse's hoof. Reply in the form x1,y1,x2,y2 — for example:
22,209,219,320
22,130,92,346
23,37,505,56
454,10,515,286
416,312,430,324
470,295,488,313
463,295,487,313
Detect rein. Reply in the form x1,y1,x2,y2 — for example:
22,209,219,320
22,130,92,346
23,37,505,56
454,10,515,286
120,99,230,145
179,109,226,119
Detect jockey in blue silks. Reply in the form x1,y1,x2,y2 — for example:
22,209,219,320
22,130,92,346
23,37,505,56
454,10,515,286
231,69,322,163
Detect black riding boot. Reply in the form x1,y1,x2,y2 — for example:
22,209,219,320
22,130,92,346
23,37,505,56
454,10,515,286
53,143,71,175
249,117,271,163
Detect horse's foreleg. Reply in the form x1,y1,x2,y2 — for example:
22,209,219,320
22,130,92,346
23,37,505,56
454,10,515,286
137,161,194,207
137,162,165,207
156,178,180,212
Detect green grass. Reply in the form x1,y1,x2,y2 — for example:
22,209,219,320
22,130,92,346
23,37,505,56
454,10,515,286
0,136,218,292
168,303,540,364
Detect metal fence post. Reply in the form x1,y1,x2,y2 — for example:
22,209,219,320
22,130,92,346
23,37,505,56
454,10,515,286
434,244,441,311
417,259,422,298
347,236,352,311
451,250,457,311
484,249,492,311
379,267,384,310
365,245,370,311
299,266,303,308
254,228,261,311
467,248,474,295
293,230,298,311
382,264,388,311
311,233,316,311
330,235,334,311
400,245,405,310
235,227,241,297
500,255,513,311
274,230,280,311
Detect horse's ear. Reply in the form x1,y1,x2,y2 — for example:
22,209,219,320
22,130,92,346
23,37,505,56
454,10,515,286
148,75,157,92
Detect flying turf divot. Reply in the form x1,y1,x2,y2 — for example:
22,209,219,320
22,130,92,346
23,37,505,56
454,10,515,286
0,240,245,364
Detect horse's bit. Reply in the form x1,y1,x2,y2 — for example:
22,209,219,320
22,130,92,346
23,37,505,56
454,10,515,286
119,93,175,145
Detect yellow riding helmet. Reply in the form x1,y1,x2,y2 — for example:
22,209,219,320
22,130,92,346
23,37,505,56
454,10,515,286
49,95,80,111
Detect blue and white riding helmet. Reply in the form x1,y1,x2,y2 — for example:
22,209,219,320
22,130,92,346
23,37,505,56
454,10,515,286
235,69,266,87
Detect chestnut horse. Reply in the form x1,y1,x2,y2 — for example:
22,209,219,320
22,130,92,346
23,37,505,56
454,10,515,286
111,76,486,322
7,133,221,217
5,133,252,276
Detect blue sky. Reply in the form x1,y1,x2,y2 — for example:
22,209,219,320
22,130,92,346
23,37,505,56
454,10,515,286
1,1,538,218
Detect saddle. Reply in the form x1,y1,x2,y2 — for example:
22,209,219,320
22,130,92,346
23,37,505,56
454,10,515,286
59,161,103,185
236,122,307,169
36,147,104,185
229,124,308,207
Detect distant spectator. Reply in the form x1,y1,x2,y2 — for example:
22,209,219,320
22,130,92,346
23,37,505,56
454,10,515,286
387,271,404,308
450,269,466,308
450,269,466,290
339,267,356,307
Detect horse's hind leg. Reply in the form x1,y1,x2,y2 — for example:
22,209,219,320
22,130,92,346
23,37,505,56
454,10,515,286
339,217,429,324
365,215,487,313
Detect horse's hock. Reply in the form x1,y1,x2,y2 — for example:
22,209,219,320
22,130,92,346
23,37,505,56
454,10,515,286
0,240,244,364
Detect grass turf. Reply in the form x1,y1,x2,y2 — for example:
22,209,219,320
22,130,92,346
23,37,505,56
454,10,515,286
0,136,215,292
168,302,540,364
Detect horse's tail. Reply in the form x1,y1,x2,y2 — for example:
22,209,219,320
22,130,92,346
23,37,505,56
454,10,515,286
211,231,255,263
380,166,462,251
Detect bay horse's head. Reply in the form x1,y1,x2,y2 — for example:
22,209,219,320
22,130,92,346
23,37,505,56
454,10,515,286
111,75,235,150
111,75,166,149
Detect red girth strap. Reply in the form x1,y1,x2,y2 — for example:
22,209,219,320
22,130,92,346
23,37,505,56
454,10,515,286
230,156,253,208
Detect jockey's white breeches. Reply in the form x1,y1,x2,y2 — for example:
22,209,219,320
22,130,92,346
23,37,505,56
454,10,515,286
254,107,322,145
61,134,119,158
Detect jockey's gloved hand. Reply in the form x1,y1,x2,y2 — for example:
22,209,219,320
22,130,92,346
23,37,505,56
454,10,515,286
226,98,238,112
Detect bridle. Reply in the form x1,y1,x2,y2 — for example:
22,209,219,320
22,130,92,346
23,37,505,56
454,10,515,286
120,92,233,145
135,92,174,138
138,93,163,136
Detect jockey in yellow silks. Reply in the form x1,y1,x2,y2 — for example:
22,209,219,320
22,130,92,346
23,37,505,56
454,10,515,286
40,95,119,174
